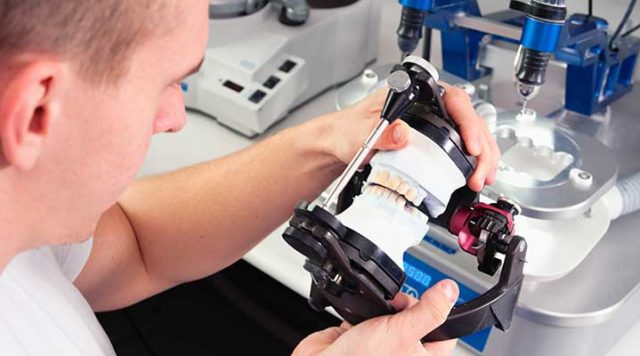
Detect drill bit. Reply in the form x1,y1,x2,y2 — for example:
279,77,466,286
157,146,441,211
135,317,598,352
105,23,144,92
521,99,528,115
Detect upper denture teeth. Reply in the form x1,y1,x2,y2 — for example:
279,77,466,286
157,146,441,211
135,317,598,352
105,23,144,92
413,191,426,206
370,171,381,184
405,188,418,202
397,182,409,195
387,175,401,191
376,170,390,185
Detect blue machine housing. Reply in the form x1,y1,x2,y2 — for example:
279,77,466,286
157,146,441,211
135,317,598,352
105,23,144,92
422,0,488,81
401,0,640,116
558,14,640,115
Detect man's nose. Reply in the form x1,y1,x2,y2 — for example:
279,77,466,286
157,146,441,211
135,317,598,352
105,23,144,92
153,84,187,134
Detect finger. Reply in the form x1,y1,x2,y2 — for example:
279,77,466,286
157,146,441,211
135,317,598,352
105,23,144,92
423,339,458,355
369,86,389,103
481,125,501,186
487,131,501,185
468,137,493,192
353,86,389,115
389,280,459,342
439,83,483,156
390,292,419,312
339,321,353,330
374,120,411,151
292,326,347,355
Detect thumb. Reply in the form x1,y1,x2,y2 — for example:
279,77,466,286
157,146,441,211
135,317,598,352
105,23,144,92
389,280,459,343
375,120,411,151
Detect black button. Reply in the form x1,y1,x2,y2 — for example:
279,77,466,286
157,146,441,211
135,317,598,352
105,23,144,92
263,76,281,89
248,90,267,103
222,80,244,93
279,60,297,73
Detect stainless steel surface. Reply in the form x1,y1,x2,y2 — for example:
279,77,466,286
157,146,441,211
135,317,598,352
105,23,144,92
514,83,640,318
484,112,619,220
321,119,389,208
453,13,523,41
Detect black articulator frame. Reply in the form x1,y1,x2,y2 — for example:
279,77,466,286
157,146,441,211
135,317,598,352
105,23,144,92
284,203,404,324
283,59,528,341
284,197,527,341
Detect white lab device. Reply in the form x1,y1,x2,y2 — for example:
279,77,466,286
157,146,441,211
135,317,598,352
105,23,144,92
182,0,381,137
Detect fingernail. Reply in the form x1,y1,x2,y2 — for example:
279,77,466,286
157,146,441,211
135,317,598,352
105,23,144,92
393,126,404,144
440,280,459,304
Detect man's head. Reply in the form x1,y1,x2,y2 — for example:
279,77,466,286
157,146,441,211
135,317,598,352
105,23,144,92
0,0,171,84
0,0,209,252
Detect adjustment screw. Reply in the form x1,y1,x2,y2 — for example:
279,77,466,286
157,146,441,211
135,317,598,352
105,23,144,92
387,70,412,93
364,69,377,79
570,169,593,188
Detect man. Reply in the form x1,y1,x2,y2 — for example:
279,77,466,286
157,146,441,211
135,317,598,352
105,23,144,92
0,0,499,355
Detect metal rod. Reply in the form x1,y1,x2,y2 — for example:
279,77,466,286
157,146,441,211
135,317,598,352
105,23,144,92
321,119,390,209
453,14,522,41
422,27,432,61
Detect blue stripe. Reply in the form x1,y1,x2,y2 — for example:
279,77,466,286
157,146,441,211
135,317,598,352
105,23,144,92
521,17,563,52
399,0,432,11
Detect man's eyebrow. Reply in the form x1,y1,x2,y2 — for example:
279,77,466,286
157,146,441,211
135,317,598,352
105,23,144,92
183,57,205,78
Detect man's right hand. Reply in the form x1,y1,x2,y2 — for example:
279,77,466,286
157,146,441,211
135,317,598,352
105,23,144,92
293,280,460,356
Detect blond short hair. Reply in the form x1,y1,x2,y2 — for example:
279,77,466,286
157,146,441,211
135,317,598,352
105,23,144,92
0,0,170,84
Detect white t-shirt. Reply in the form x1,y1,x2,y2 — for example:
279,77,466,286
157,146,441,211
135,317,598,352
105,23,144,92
0,239,116,355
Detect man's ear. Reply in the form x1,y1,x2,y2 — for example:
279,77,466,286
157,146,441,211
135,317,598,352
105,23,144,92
0,60,65,171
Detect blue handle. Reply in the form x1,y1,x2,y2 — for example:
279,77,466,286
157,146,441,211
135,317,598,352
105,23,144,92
521,17,564,53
